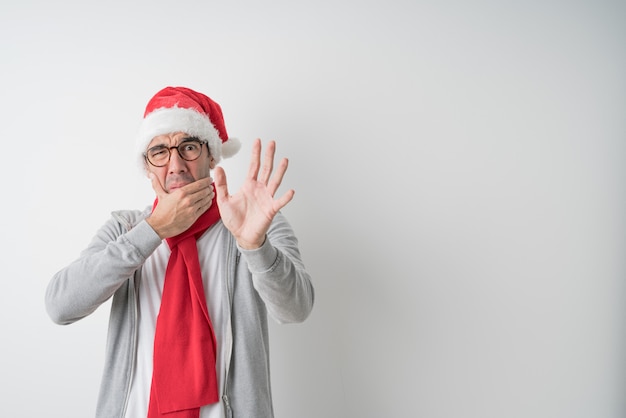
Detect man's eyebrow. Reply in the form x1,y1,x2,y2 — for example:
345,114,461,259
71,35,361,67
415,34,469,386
147,142,167,150
147,137,200,150
180,136,201,143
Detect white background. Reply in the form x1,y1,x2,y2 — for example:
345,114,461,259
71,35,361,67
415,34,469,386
1,1,625,417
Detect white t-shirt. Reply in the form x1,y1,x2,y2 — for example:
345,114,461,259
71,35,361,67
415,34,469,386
125,224,230,418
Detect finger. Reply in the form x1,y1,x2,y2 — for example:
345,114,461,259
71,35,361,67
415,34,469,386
258,140,276,185
180,176,212,194
273,189,295,212
246,138,262,180
191,184,214,207
213,166,229,202
196,190,214,213
199,183,215,203
184,178,211,200
267,157,289,196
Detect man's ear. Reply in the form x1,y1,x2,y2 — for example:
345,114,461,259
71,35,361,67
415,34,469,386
209,156,217,170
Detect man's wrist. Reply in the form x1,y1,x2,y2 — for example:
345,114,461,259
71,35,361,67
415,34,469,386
145,216,167,240
237,235,267,250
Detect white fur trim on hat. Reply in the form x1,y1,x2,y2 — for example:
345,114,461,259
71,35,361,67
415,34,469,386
136,105,240,168
221,136,241,159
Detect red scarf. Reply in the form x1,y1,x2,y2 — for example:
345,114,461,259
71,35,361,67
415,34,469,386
147,196,221,418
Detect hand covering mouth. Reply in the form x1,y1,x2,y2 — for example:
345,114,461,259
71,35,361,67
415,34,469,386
166,174,195,191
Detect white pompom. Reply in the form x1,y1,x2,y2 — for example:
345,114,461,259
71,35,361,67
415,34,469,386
221,137,241,159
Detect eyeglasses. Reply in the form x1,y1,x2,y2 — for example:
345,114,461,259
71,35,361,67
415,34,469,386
144,138,207,167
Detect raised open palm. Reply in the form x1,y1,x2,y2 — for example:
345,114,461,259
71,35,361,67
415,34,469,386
213,139,294,249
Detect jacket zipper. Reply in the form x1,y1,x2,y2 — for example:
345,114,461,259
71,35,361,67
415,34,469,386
222,234,238,417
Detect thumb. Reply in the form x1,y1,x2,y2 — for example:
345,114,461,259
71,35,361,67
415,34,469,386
213,167,229,202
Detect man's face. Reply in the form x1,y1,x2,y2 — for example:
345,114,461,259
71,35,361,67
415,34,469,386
145,132,215,193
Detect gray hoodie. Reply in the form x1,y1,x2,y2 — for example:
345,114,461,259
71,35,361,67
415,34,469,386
45,208,314,418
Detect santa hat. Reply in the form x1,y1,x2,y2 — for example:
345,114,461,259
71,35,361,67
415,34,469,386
136,86,240,167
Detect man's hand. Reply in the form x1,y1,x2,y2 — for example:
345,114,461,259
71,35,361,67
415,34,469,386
146,175,215,239
214,139,294,249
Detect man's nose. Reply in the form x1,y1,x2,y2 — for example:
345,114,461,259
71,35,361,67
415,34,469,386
168,148,187,172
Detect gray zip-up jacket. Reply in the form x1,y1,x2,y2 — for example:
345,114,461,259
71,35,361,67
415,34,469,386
45,207,314,418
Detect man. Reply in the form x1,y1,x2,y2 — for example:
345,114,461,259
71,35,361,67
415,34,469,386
45,86,314,418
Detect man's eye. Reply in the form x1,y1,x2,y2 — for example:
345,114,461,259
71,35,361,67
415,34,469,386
182,143,199,152
150,148,168,158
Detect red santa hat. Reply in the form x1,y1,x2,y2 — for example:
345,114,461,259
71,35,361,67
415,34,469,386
137,86,240,167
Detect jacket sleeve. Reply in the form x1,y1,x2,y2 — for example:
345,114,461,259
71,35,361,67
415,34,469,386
238,212,315,324
45,216,162,325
